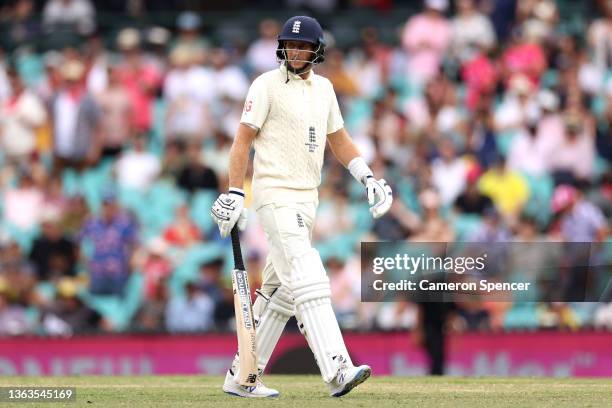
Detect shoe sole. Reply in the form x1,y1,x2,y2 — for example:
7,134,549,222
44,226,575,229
223,388,279,398
332,367,371,397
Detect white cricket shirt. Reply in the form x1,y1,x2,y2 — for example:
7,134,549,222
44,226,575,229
240,64,344,209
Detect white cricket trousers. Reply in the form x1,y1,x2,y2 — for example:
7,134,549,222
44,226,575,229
256,201,318,291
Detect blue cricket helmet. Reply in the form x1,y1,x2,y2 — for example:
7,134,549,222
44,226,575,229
276,16,326,65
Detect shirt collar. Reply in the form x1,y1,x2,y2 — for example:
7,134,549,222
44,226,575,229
280,64,314,84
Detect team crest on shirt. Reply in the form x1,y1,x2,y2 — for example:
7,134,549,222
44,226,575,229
305,126,318,153
244,100,252,113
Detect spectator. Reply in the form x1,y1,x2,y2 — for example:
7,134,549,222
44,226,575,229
534,89,564,164
0,53,9,104
78,192,138,296
42,176,69,216
42,0,95,35
494,74,540,133
502,23,547,88
138,238,173,301
588,171,612,219
0,66,47,162
348,27,393,98
431,138,467,206
314,190,354,241
164,45,214,143
465,94,499,168
487,0,517,42
176,141,219,194
202,130,232,183
162,204,201,248
84,34,111,96
144,26,172,74
454,165,494,214
319,48,360,103
29,209,77,281
160,140,185,181
246,19,281,75
0,277,33,336
551,185,609,242
4,0,39,47
451,0,497,64
468,207,511,242
401,0,452,84
596,88,612,164
196,258,226,305
0,241,36,293
405,73,460,137
116,28,162,135
368,89,408,165
461,49,498,111
36,51,64,103
41,278,106,336
478,157,530,220
588,0,612,75
114,134,161,191
173,11,208,65
61,194,89,237
2,171,44,231
131,278,168,332
455,300,490,331
52,59,101,172
410,189,455,242
209,48,249,138
166,281,215,333
548,113,596,184
376,300,419,331
507,115,548,177
196,258,234,330
96,63,132,158
328,257,360,329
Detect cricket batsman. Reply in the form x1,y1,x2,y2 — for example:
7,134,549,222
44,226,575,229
211,15,393,398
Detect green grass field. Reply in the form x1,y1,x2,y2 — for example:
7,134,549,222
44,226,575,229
0,376,610,408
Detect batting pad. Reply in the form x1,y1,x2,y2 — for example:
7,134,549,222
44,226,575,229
291,249,352,383
254,285,294,372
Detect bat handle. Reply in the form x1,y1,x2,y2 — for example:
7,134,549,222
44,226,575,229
231,225,245,271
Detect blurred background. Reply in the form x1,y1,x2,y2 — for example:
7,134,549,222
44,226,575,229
0,0,610,377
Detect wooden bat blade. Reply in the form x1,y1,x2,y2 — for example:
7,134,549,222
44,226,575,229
232,268,257,386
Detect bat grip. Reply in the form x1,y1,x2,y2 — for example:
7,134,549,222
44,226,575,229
231,225,245,271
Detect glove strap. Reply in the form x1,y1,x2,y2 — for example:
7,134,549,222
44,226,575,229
348,157,374,186
228,187,245,197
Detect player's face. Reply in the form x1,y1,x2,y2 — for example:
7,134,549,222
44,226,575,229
284,40,316,70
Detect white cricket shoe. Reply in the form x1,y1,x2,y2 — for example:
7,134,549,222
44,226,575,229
328,359,371,397
222,370,280,398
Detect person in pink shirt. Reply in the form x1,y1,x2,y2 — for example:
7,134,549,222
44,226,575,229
140,238,173,301
461,51,498,111
401,0,452,84
502,24,547,88
3,172,44,231
116,28,162,135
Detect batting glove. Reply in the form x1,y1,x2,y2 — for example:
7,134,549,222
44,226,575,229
211,188,247,238
365,176,393,219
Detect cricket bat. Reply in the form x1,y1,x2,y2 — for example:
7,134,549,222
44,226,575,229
230,225,258,386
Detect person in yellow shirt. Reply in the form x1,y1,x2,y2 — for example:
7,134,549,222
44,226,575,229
478,157,530,220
